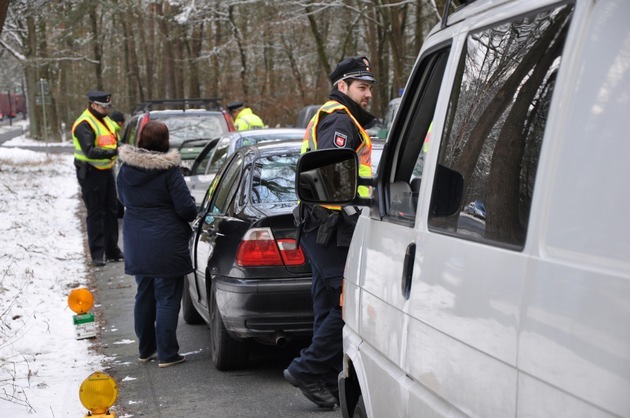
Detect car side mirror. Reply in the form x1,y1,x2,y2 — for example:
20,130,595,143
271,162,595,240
296,149,358,204
180,166,192,176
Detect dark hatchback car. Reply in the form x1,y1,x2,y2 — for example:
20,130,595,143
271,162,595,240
183,140,312,371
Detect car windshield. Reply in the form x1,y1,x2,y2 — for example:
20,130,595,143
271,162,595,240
251,154,299,204
157,114,226,147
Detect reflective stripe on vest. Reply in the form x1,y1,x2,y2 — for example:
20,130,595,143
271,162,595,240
301,100,372,202
72,109,118,170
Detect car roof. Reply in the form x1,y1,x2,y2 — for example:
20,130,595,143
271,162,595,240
223,128,305,138
239,138,303,157
148,109,225,116
132,98,224,114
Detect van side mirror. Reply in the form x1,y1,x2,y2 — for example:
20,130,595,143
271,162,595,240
296,149,358,204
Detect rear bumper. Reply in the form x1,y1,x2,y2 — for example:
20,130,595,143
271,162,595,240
214,276,313,341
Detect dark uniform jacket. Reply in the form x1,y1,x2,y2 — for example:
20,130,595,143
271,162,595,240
314,89,376,151
116,145,197,278
302,89,377,249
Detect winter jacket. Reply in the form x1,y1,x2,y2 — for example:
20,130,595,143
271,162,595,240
234,107,264,131
116,145,197,278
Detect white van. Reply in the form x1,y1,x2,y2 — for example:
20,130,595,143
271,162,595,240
296,0,630,417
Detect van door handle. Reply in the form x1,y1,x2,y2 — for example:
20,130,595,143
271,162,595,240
401,243,415,299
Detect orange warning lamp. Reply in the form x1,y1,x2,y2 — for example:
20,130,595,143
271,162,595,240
68,288,94,314
79,371,118,417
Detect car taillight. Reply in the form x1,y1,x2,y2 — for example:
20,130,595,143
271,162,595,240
276,238,306,266
137,113,150,141
224,111,236,131
236,228,305,267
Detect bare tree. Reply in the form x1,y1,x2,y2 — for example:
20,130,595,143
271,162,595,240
0,0,441,129
0,0,9,35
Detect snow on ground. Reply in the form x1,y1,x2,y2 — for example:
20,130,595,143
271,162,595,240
0,122,106,416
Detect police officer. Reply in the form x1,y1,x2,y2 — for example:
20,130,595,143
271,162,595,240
109,110,125,133
227,100,265,130
284,56,377,408
72,90,124,267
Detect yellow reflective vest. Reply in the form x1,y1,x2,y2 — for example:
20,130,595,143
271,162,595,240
234,108,264,131
301,100,372,200
72,109,118,170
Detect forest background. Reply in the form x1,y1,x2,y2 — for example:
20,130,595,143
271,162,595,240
0,0,457,142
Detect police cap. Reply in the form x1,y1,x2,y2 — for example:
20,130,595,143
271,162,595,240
87,90,112,107
227,101,244,112
110,111,125,124
329,56,376,85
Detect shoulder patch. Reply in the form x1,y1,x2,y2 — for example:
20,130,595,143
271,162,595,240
333,131,348,148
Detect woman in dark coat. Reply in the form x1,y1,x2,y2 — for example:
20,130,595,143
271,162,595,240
116,120,197,368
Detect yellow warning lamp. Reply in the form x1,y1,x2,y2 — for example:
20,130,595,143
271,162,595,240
79,371,118,417
68,288,94,314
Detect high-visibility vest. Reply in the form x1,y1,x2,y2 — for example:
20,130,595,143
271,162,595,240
72,109,118,170
301,100,372,201
234,108,264,131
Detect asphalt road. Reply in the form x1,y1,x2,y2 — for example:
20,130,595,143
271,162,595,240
93,226,340,417
0,124,24,144
2,125,338,417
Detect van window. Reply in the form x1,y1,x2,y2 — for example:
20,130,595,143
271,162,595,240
428,4,574,249
383,48,450,225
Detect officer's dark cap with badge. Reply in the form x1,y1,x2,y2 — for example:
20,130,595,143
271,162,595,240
329,56,377,85
87,90,112,108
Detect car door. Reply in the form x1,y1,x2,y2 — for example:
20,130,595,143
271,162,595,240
192,153,244,309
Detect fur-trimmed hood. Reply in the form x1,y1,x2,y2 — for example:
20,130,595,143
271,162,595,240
118,144,181,170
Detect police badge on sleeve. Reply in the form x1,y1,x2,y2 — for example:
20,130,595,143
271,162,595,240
334,131,348,148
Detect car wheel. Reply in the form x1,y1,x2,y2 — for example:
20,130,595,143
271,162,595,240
210,285,249,371
352,395,367,418
182,278,204,325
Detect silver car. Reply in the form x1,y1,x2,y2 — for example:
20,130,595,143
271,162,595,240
183,128,305,206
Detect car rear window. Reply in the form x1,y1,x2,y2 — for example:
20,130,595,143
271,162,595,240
251,154,299,204
155,114,227,147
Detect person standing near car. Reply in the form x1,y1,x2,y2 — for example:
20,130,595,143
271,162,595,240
72,90,124,267
116,121,197,368
109,110,125,133
284,56,377,408
227,100,265,130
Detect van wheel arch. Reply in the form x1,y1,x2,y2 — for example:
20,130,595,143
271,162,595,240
341,360,363,418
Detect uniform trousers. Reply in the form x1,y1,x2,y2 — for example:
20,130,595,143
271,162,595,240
134,275,184,362
76,166,121,262
287,228,347,397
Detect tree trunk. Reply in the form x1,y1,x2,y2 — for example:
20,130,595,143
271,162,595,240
156,1,175,98
305,5,330,78
25,13,39,139
188,21,203,99
124,0,142,107
89,8,103,91
0,0,10,35
141,1,155,99
228,5,248,97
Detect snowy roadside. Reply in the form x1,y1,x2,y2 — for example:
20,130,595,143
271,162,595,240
0,128,106,416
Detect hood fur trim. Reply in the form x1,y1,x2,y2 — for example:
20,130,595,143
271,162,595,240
118,144,181,170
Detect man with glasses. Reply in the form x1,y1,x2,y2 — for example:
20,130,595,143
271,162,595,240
72,90,123,267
